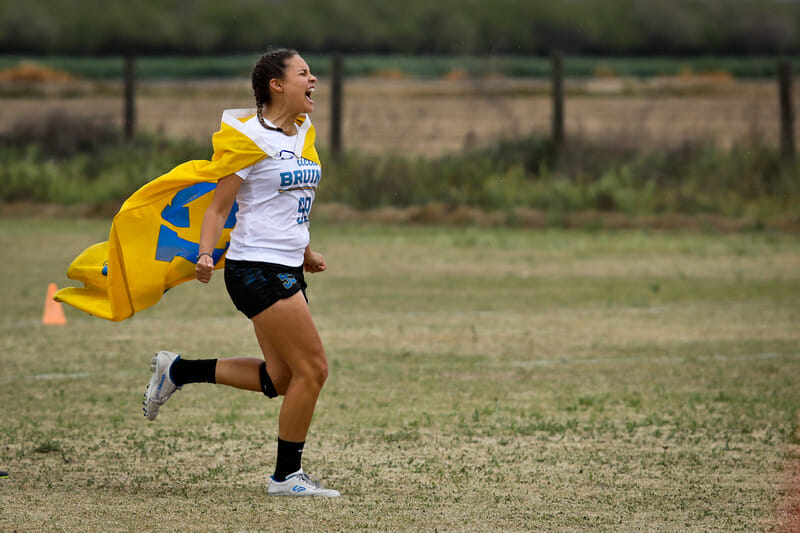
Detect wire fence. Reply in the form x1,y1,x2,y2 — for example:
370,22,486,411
0,57,795,159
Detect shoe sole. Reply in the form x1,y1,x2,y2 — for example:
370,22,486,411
267,490,341,497
143,354,162,421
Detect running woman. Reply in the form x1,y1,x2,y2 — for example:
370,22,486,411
143,48,339,498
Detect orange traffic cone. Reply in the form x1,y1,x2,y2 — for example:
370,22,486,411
43,283,67,325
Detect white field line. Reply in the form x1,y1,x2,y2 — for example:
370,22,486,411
0,370,139,383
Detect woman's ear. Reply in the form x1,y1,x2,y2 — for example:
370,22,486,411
269,78,283,93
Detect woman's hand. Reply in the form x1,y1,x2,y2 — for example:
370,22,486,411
195,174,242,285
195,254,215,283
303,249,327,273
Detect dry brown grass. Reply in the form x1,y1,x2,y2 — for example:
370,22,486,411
0,76,792,157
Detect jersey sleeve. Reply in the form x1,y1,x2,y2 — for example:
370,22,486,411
235,163,254,181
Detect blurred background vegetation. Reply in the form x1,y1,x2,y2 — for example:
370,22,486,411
1,0,799,228
2,0,800,56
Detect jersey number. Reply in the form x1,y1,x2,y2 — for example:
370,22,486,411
297,197,311,224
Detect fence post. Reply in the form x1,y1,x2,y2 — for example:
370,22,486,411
123,55,137,140
551,51,565,153
778,59,794,159
330,54,343,159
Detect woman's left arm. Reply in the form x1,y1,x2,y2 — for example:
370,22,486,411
303,245,327,273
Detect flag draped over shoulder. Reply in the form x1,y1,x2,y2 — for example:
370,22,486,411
55,109,320,321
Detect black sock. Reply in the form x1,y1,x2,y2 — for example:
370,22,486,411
169,358,217,386
273,438,304,481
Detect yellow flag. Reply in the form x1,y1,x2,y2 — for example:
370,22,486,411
55,110,320,321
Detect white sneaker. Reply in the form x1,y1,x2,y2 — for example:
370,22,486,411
143,351,181,421
267,470,341,498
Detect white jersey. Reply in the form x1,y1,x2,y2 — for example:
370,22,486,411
224,116,321,267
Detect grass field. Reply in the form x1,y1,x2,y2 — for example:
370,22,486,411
1,217,799,531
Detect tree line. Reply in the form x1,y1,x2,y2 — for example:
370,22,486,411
2,0,799,56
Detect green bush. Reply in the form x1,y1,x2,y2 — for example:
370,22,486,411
1,129,797,221
2,113,120,159
0,133,207,204
318,137,799,219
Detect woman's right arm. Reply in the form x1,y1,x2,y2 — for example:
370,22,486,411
195,174,243,284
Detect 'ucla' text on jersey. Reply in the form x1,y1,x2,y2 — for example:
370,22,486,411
279,158,322,192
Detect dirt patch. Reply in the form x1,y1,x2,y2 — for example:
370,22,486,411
0,62,75,82
0,63,94,97
315,203,798,233
771,442,800,533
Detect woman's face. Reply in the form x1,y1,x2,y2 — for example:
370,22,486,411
275,54,317,115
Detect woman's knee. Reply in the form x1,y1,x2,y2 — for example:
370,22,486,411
297,349,329,389
310,351,329,387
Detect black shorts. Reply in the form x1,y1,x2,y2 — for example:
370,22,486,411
224,259,307,318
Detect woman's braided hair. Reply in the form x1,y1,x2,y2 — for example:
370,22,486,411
252,48,298,130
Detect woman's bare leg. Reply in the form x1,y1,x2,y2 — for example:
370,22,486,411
213,357,263,391
250,291,328,442
192,333,291,393
252,325,291,395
